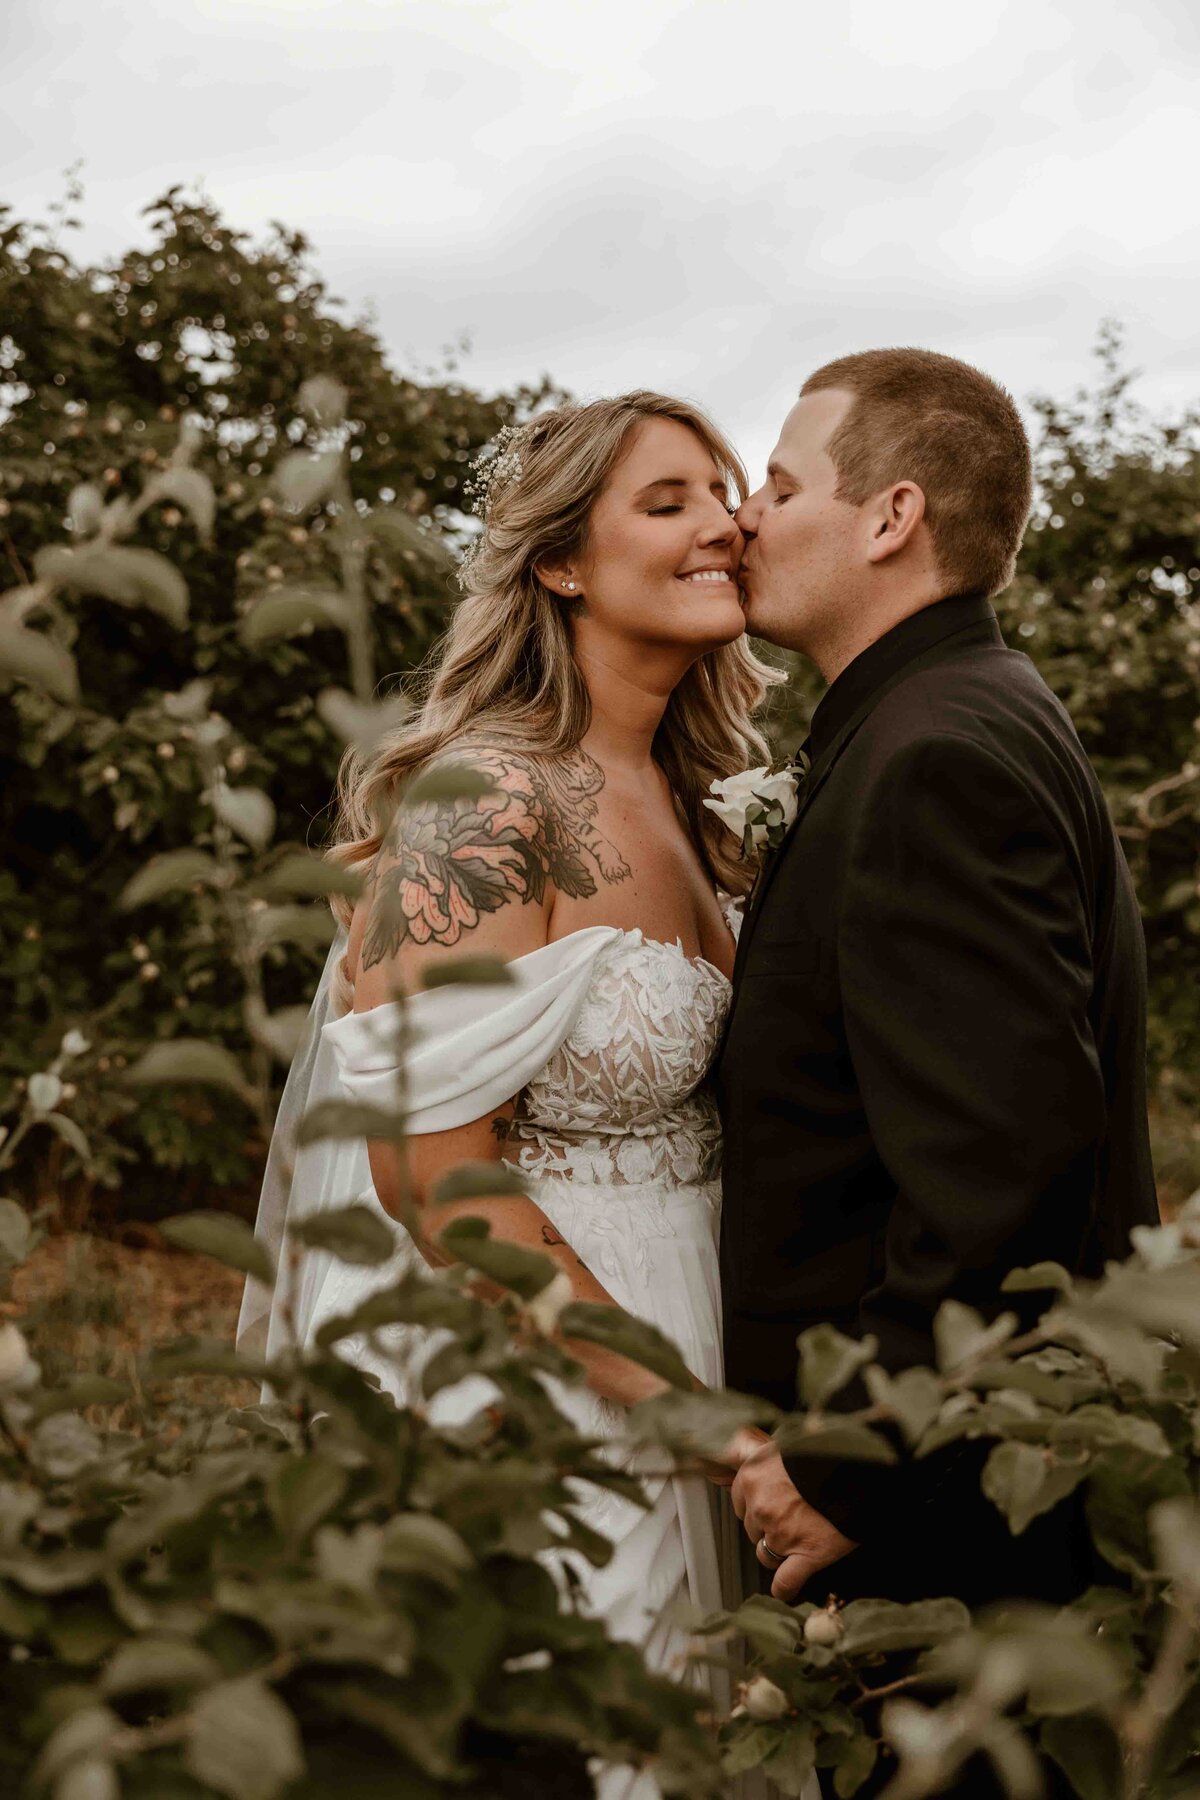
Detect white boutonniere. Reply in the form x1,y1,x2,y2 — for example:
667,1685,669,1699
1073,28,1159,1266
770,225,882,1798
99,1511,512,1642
703,763,803,859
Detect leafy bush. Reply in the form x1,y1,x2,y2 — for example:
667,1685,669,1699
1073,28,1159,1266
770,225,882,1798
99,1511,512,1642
661,1225,1200,1797
996,326,1200,1110
0,185,558,1217
0,1200,723,1800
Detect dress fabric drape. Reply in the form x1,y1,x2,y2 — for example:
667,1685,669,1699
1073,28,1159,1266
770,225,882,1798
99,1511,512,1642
240,920,801,1800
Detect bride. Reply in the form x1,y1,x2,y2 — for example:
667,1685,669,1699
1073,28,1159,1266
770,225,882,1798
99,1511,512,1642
239,391,786,1795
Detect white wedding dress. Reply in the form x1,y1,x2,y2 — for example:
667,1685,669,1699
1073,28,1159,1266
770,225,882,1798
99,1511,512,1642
239,912,804,1799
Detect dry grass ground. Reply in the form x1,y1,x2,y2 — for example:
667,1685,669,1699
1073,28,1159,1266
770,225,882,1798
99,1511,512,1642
4,1231,253,1413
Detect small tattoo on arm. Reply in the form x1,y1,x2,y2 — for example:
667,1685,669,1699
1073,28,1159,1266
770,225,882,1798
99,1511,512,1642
490,1115,510,1144
361,746,631,970
541,1222,567,1248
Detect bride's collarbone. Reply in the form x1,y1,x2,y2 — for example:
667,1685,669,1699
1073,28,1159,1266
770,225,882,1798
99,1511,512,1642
546,889,734,977
556,817,734,973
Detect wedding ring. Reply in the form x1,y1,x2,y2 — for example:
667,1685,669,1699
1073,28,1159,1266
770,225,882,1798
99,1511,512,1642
758,1536,787,1568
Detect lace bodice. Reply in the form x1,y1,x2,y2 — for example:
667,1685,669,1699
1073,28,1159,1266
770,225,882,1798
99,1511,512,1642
505,928,732,1192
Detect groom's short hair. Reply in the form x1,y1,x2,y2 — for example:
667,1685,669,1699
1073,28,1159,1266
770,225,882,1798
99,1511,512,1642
801,348,1032,599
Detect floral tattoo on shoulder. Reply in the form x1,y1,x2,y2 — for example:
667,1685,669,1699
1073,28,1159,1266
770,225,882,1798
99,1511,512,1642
361,746,631,969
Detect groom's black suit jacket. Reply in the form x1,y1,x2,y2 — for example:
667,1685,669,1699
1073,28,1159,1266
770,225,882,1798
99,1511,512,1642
715,593,1158,1608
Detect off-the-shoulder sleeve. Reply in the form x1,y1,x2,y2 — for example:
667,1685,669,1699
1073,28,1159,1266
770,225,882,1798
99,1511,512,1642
321,926,622,1134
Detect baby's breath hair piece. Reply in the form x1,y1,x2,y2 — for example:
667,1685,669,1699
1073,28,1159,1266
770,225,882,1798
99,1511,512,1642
458,413,565,583
463,422,526,521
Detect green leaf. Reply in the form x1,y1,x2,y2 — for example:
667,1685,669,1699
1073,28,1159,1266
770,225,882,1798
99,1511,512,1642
438,1214,558,1300
186,1676,305,1799
159,1210,274,1284
37,544,189,626
297,375,348,427
0,620,79,703
723,1594,805,1655
154,465,216,540
379,1513,473,1584
66,482,105,535
1021,1629,1126,1716
143,1337,268,1383
55,1758,119,1800
27,1375,129,1423
764,1725,817,1797
405,761,498,806
247,1003,312,1064
1149,1494,1200,1587
722,1723,783,1777
274,447,342,512
313,1522,384,1594
46,1595,125,1665
1044,1303,1165,1390
558,1298,693,1390
863,1365,943,1445
933,1299,1018,1372
1090,1257,1200,1348
0,1200,32,1265
249,904,335,953
1040,1714,1123,1800
1086,1452,1193,1578
101,1636,221,1696
1046,1403,1171,1458
315,686,411,753
289,1202,395,1267
1163,876,1200,910
773,1418,898,1463
312,1271,483,1347
239,586,348,648
365,505,454,572
831,1731,878,1798
797,1324,878,1409
1001,1261,1076,1298
120,848,224,908
161,677,214,722
297,1098,407,1146
42,1111,92,1163
126,1039,250,1100
420,954,515,989
430,1161,527,1205
982,1440,1091,1535
211,781,275,851
248,851,361,902
266,1453,350,1543
627,1386,779,1461
33,1708,122,1790
30,1414,102,1479
838,1596,971,1656
0,1579,46,1636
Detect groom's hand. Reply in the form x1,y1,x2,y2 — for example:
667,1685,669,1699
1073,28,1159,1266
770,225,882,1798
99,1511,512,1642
731,1440,857,1604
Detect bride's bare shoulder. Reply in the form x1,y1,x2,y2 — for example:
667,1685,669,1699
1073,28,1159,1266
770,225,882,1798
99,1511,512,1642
347,740,628,1007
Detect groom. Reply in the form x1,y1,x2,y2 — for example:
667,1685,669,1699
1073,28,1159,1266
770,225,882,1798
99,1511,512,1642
714,350,1158,1737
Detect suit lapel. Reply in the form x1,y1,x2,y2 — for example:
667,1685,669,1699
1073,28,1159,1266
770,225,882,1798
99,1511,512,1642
731,636,967,981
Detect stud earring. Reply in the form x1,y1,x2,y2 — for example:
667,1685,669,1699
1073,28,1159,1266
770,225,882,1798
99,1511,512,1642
564,580,576,591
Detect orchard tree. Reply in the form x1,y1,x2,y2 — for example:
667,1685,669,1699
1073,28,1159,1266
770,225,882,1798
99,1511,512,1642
996,328,1200,1105
0,184,559,1215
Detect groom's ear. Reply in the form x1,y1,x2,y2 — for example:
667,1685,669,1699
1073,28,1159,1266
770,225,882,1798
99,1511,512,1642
864,481,926,565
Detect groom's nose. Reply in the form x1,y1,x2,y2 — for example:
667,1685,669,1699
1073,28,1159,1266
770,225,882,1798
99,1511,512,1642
736,488,764,537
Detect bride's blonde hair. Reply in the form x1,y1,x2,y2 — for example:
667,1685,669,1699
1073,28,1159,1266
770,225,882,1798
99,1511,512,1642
328,390,782,922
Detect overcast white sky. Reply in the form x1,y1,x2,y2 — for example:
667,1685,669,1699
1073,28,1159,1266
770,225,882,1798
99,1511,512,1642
4,0,1199,477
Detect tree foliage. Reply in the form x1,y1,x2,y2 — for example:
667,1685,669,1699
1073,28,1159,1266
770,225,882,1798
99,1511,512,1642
995,325,1200,1100
0,186,559,1214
